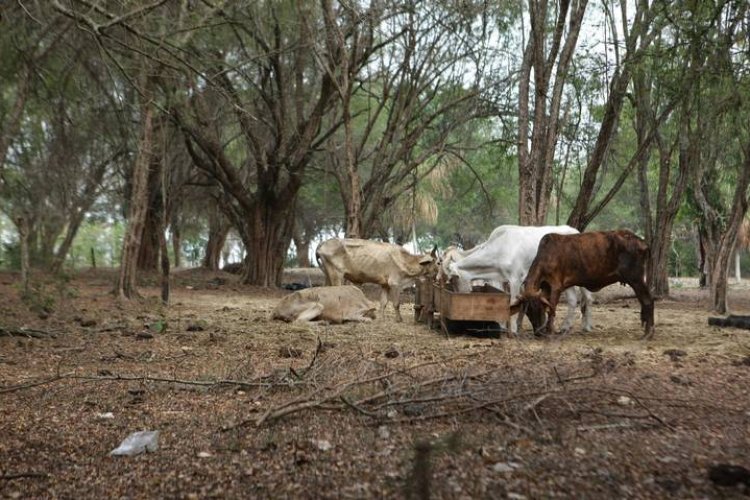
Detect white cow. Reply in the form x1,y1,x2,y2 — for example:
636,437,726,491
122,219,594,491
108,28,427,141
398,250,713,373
446,225,593,334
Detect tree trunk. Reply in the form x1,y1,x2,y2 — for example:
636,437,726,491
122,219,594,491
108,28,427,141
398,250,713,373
116,88,154,300
203,218,230,270
709,158,750,313
171,222,182,269
517,0,587,225
293,233,311,268
16,216,30,292
50,213,85,274
137,157,164,271
0,66,31,180
735,251,741,282
237,199,296,287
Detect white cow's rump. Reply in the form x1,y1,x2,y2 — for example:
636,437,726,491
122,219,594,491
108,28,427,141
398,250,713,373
272,285,377,323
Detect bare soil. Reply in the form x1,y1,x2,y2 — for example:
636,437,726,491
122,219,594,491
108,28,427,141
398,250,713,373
1,269,750,499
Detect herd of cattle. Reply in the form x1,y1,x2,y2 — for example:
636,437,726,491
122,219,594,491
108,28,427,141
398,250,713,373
272,225,655,339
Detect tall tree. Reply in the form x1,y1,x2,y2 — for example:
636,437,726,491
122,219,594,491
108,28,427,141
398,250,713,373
686,0,750,313
565,0,667,230
171,1,378,285
324,0,486,238
517,0,587,225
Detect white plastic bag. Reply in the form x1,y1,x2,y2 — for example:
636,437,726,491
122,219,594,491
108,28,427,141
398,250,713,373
110,430,160,456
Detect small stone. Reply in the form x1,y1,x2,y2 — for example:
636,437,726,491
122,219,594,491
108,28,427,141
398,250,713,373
384,346,400,358
507,493,527,500
312,439,333,452
617,396,633,406
136,331,154,340
663,349,687,361
80,318,97,327
186,323,205,332
493,462,515,473
377,426,390,439
197,451,212,458
386,410,398,419
670,374,691,385
95,412,115,420
574,447,586,456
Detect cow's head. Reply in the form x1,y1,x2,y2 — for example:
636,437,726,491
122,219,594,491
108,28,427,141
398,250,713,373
418,245,440,278
510,291,548,334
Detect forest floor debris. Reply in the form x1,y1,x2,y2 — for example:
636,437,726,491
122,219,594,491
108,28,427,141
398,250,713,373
1,269,750,498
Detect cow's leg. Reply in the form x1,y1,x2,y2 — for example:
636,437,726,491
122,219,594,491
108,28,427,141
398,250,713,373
560,288,577,333
581,289,593,332
378,287,389,320
629,280,655,339
509,280,521,335
389,286,403,322
545,289,562,335
294,303,325,322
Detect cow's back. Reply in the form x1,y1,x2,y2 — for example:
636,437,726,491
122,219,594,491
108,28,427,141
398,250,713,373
455,225,579,274
531,230,645,290
316,238,420,287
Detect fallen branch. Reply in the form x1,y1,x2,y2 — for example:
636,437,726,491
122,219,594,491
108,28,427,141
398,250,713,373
0,375,69,394
0,372,310,395
0,472,49,480
0,326,56,339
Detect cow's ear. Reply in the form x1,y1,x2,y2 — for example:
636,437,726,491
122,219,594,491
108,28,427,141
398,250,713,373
419,255,433,265
509,298,523,316
430,245,438,259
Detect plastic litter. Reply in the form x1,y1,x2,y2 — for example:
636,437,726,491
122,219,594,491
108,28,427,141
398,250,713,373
110,430,160,456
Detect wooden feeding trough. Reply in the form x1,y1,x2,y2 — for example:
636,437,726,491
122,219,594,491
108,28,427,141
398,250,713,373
414,278,511,334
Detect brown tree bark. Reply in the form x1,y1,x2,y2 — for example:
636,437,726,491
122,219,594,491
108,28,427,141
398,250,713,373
171,219,182,269
15,216,30,292
116,84,154,299
202,211,230,270
49,151,116,274
566,1,664,230
136,150,165,271
708,151,750,313
633,67,689,298
517,0,587,225
236,196,297,287
292,230,312,268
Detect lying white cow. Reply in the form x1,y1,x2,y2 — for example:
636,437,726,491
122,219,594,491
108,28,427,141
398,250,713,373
316,238,437,322
272,286,377,323
446,225,593,334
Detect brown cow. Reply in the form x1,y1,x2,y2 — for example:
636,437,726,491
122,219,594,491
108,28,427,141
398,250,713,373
315,238,438,322
272,285,377,323
513,230,654,339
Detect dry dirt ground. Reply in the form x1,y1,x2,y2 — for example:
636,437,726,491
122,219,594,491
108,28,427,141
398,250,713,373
1,269,750,499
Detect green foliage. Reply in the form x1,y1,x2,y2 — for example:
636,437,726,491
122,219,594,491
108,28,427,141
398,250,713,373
148,320,167,333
